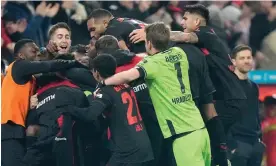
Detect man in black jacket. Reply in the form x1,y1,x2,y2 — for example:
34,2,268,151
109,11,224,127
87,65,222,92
228,45,265,166
22,50,90,166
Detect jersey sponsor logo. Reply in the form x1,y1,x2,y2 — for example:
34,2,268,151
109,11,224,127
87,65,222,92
171,94,192,104
133,83,147,92
55,137,67,141
165,53,182,63
36,94,55,109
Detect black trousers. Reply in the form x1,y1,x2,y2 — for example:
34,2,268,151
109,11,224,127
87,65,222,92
23,114,77,166
1,138,25,166
229,140,265,166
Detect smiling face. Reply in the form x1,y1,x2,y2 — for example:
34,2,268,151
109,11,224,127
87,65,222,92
50,28,71,54
232,49,254,74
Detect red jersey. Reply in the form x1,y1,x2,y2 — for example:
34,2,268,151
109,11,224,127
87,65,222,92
116,56,143,73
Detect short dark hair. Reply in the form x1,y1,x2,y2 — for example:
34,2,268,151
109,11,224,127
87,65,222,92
14,39,34,56
48,22,71,38
88,8,113,20
90,54,117,78
184,4,210,24
145,22,170,51
95,35,120,54
231,44,252,59
70,44,87,55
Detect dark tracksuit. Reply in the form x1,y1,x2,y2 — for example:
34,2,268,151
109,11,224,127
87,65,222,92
64,68,104,166
23,74,89,166
1,59,83,166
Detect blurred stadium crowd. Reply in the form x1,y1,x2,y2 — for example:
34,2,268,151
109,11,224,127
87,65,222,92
1,1,276,70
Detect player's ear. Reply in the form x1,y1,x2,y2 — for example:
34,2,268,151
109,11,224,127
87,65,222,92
148,41,153,50
232,59,236,66
195,17,201,27
18,52,24,59
103,19,109,28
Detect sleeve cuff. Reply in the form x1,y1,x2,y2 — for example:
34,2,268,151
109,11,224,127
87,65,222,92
136,66,146,79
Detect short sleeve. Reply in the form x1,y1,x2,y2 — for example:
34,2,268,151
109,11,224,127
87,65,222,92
137,58,159,80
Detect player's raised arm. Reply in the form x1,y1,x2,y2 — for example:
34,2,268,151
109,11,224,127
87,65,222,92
129,27,199,44
104,68,141,86
66,100,109,122
104,51,159,86
170,31,199,43
61,89,112,122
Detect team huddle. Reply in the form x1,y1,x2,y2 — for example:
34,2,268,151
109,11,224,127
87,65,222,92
2,4,250,166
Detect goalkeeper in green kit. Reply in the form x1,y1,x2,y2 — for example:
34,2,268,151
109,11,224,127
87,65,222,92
102,22,211,166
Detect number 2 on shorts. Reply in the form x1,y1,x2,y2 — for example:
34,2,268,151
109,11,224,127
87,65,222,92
174,62,185,94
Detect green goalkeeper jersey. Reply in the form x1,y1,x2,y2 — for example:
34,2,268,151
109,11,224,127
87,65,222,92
137,47,205,138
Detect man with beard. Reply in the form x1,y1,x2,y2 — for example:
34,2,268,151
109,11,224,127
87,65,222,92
87,8,147,54
228,45,265,166
1,39,84,166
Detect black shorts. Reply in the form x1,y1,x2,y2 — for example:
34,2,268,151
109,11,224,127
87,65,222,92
214,99,245,133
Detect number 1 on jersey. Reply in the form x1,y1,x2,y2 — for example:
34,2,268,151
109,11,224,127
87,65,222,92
174,62,185,94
